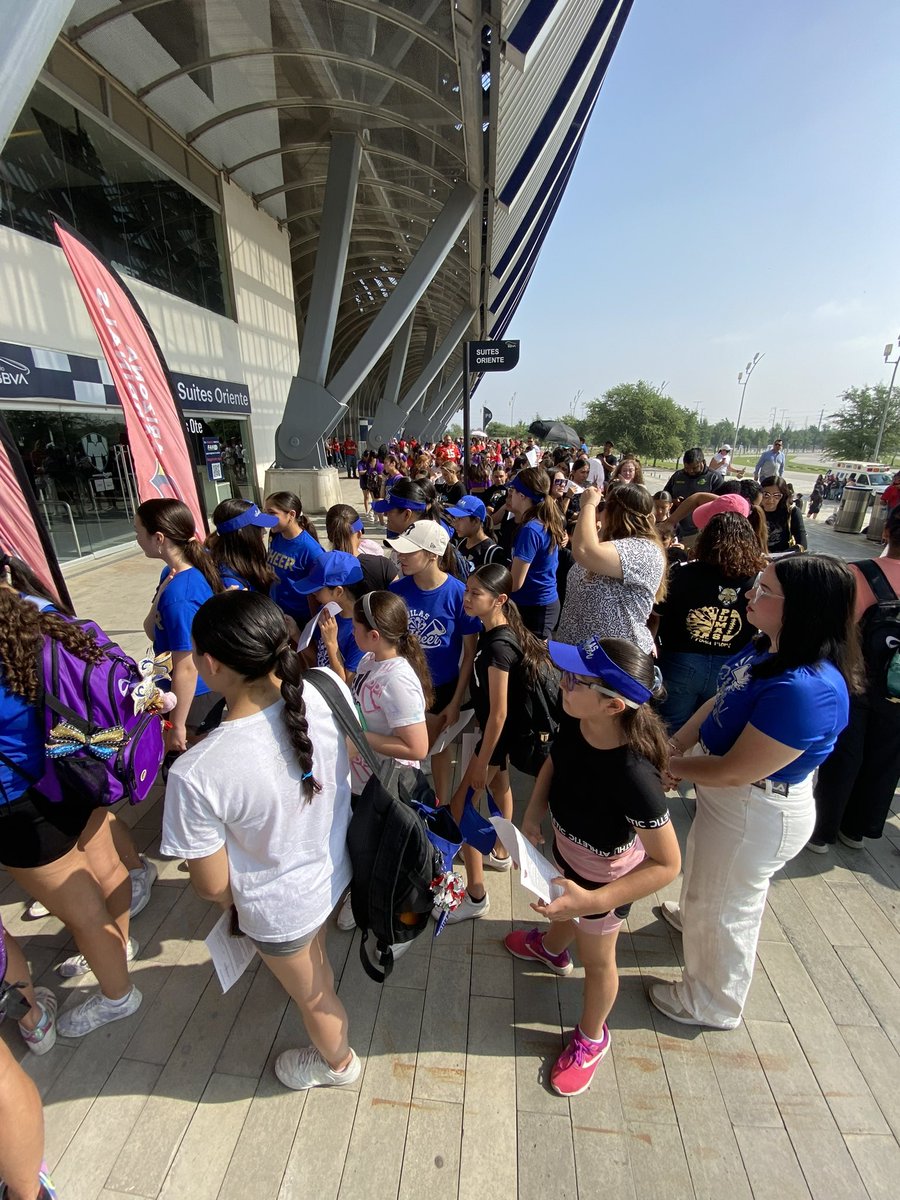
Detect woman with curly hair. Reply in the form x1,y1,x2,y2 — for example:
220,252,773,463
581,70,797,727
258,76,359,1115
654,500,766,731
0,588,141,1039
556,483,666,652
161,590,361,1091
607,455,645,488
505,465,567,635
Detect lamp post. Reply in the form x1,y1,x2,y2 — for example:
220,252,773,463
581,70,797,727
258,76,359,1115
735,352,764,450
875,338,900,461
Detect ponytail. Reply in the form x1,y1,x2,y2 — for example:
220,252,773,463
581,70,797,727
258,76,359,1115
469,563,552,686
353,590,434,709
326,503,362,553
514,467,566,548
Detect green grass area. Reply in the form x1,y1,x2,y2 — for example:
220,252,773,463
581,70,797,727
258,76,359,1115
730,454,829,474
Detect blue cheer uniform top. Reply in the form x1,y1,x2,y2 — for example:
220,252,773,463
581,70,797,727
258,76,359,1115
512,520,559,606
268,531,326,619
701,645,850,784
313,615,365,675
154,566,215,696
389,574,479,687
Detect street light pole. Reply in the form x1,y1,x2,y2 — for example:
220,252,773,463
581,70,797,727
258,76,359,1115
735,352,764,450
875,338,900,462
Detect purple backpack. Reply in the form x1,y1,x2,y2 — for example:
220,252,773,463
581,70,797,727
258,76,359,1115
31,619,165,806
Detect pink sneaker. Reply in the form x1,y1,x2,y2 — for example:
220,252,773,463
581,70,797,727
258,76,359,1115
550,1024,611,1096
504,927,574,976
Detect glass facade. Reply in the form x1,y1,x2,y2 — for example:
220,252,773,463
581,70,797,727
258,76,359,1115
0,82,228,316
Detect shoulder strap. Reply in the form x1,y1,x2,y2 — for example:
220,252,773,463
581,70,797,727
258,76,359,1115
854,558,899,604
302,668,385,781
0,747,41,786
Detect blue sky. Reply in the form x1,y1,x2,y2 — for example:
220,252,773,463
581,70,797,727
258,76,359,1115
472,0,900,435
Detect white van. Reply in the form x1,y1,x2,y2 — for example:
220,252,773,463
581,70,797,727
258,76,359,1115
831,462,893,499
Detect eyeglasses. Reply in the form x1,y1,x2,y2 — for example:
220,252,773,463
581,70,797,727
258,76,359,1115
749,572,784,601
760,491,782,501
561,670,623,699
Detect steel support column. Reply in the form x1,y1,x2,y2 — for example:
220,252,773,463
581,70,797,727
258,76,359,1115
366,312,414,450
0,0,71,150
403,367,463,441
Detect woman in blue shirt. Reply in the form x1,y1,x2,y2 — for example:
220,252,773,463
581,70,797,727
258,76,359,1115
264,490,325,621
652,554,861,1030
505,466,566,636
136,499,225,752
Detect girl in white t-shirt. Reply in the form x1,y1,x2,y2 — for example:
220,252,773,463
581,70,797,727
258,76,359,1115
335,590,432,932
160,590,360,1093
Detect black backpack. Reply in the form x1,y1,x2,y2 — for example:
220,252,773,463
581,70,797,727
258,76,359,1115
854,559,900,703
303,669,462,982
492,630,562,776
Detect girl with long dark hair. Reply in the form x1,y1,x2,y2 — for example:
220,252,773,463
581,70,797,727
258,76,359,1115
505,466,566,635
208,498,278,592
264,490,325,622
160,590,361,1091
135,498,224,749
325,502,398,590
506,636,681,1096
759,475,807,553
655,555,860,1029
446,564,555,922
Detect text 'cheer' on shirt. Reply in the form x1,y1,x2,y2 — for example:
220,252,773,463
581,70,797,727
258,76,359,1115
0,681,44,804
161,680,353,943
154,566,215,696
512,519,559,605
701,645,850,784
548,715,670,860
389,573,479,687
349,653,426,791
313,613,364,675
267,530,325,619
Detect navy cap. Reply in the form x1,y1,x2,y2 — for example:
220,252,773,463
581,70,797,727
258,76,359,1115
291,550,364,595
548,636,653,707
446,495,486,521
215,503,279,534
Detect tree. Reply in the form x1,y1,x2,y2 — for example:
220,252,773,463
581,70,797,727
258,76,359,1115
585,381,687,463
824,385,900,462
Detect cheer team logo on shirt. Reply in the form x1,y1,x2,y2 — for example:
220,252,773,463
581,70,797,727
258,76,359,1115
407,610,448,648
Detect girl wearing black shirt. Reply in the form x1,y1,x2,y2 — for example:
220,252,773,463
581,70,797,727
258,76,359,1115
447,496,509,572
446,565,553,923
759,475,807,553
507,637,681,1097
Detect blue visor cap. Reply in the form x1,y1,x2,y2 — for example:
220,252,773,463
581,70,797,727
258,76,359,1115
548,637,653,707
215,503,279,534
510,476,543,504
350,517,365,532
446,495,486,521
292,550,364,595
371,494,427,514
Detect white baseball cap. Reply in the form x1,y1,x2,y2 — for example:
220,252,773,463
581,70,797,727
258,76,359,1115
720,444,732,452
388,521,450,556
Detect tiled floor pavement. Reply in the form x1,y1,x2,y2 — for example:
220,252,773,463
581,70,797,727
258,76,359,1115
3,476,898,1199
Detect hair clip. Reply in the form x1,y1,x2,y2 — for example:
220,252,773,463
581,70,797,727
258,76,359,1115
301,770,313,780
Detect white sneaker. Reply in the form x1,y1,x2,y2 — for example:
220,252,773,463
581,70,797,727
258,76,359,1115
659,901,683,933
25,898,50,919
444,891,491,924
129,856,158,918
18,987,57,1056
336,893,356,931
56,936,139,978
486,851,513,872
275,1045,361,1091
57,985,142,1037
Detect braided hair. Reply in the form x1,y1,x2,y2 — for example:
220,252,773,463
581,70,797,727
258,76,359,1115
191,591,320,800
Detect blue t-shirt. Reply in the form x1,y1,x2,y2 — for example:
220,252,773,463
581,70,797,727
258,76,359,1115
268,531,325,618
0,680,43,804
512,520,559,606
314,614,365,674
154,566,215,696
700,645,850,784
390,574,479,687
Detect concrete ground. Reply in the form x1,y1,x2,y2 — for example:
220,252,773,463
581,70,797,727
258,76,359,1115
2,474,899,1199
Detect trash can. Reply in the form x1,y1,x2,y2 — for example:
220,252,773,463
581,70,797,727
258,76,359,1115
867,499,888,542
834,485,872,534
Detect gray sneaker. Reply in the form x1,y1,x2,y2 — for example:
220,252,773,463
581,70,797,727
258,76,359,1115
129,856,158,918
275,1045,361,1091
57,985,142,1038
56,936,139,978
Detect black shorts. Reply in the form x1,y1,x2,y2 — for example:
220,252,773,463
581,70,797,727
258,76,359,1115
475,734,511,770
517,600,560,638
0,787,98,870
428,679,458,716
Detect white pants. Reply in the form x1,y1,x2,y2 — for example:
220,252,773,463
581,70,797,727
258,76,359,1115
675,770,815,1028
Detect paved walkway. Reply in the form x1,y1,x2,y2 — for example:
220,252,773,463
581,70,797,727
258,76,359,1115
2,476,898,1199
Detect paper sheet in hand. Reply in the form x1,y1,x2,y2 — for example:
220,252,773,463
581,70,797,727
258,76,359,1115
489,817,565,905
296,601,342,650
428,707,474,757
205,909,257,993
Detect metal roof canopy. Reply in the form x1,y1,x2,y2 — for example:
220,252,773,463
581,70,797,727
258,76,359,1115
62,1,633,453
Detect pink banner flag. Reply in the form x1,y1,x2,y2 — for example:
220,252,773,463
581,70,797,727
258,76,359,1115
0,413,72,609
53,219,206,534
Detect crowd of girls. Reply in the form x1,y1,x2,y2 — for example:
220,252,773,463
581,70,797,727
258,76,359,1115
0,433,880,1192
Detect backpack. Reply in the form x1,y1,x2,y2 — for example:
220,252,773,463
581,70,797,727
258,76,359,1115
854,559,900,703
303,669,463,982
7,619,165,806
492,630,562,776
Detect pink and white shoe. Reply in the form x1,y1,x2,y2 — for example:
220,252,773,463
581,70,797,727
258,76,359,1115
550,1024,611,1096
504,927,573,976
